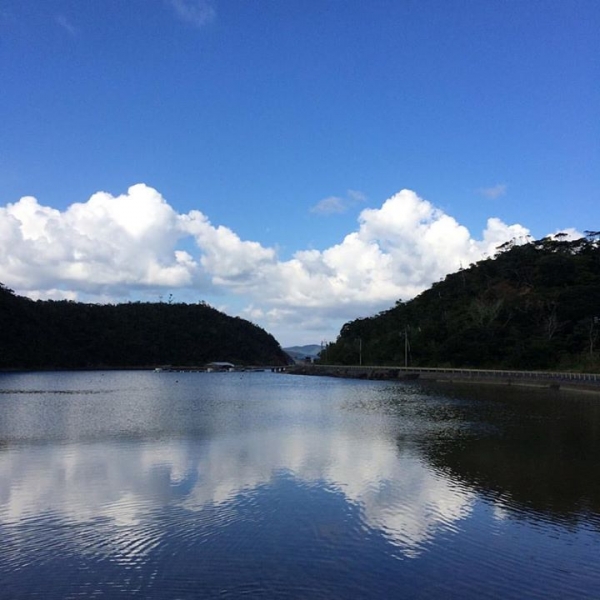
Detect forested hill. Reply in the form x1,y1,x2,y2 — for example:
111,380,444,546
325,234,600,371
0,287,290,369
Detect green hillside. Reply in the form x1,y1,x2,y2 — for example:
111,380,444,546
324,234,600,372
0,287,290,369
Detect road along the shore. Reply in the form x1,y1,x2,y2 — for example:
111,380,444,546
286,364,600,393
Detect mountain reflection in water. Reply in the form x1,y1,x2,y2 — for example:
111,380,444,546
0,371,599,599
416,382,600,526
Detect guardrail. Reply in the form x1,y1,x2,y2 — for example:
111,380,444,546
292,364,600,385
395,366,600,383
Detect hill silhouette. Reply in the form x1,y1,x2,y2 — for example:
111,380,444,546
284,345,322,362
0,287,290,369
324,234,600,371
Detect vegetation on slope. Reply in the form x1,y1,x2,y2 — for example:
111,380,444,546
0,288,289,369
324,234,600,371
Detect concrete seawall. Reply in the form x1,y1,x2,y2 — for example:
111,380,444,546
287,364,600,393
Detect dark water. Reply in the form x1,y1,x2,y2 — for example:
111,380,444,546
1,371,599,599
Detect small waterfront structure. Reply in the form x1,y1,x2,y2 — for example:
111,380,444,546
206,361,236,372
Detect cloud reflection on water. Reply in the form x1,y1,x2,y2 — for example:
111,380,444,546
0,426,474,558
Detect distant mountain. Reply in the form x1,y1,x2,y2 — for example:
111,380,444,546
284,344,322,362
0,284,290,369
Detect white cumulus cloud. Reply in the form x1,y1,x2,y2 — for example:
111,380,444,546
0,184,199,293
181,210,276,287
0,185,534,345
250,190,530,314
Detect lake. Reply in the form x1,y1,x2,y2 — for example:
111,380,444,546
1,370,599,599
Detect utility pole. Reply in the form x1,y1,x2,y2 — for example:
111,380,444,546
359,337,362,366
321,340,327,364
404,326,409,368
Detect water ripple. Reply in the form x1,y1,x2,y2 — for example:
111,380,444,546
1,372,600,598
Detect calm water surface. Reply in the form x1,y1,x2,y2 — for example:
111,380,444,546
1,371,599,599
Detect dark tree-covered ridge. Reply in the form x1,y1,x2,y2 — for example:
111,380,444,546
324,235,600,372
0,288,290,369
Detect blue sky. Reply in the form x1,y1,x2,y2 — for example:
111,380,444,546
1,0,598,346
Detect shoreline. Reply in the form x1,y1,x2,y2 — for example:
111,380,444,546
287,364,600,394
